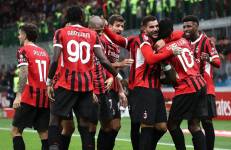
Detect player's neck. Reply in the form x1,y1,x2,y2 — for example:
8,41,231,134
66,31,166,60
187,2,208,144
23,40,34,46
191,32,200,41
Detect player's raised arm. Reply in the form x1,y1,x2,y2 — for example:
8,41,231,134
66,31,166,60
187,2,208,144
103,26,128,48
140,41,181,65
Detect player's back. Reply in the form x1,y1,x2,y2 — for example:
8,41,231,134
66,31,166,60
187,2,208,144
54,25,98,91
17,44,50,108
166,38,206,95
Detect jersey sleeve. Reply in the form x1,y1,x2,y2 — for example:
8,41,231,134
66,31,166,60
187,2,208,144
103,26,128,48
94,35,102,48
140,42,173,65
16,48,28,67
206,38,221,67
53,29,63,48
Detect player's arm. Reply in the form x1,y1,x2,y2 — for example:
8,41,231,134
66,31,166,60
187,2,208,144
201,39,221,68
140,42,181,65
104,26,128,48
94,45,122,80
46,30,62,100
13,49,29,108
111,59,134,68
154,30,184,50
117,79,127,108
160,63,177,85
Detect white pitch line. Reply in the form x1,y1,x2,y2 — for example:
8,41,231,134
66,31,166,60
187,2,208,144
0,127,230,150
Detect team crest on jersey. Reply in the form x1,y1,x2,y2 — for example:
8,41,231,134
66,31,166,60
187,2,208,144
18,54,27,63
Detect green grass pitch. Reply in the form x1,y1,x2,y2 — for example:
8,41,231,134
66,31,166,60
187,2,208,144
0,118,230,150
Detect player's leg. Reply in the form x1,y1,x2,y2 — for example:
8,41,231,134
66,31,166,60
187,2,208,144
152,91,168,149
188,118,206,150
75,91,98,150
167,118,186,150
97,93,116,150
49,87,76,150
11,103,36,150
128,89,140,150
35,108,50,150
201,94,216,150
60,118,75,150
138,88,166,150
201,118,215,150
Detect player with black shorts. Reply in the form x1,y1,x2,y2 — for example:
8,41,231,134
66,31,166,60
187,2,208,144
12,23,50,150
183,15,221,150
158,18,208,150
46,6,121,150
95,15,129,150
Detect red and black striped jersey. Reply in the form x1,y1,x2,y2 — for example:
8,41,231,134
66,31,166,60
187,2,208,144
53,24,101,92
191,32,220,95
100,33,120,92
93,56,107,94
162,38,206,96
16,44,50,108
133,33,162,89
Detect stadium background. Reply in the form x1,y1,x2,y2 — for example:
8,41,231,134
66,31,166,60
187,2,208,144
0,0,231,149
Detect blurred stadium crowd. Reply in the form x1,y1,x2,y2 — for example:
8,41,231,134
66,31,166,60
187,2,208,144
0,0,231,108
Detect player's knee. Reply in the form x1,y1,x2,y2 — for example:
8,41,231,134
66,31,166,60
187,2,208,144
167,121,177,131
188,124,201,133
49,114,60,126
110,119,121,131
155,123,167,132
38,130,48,140
11,126,22,137
61,120,75,135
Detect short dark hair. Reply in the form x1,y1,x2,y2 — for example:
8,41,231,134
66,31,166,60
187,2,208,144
19,23,38,42
159,18,173,39
108,14,125,25
182,15,199,25
141,15,157,27
66,5,84,24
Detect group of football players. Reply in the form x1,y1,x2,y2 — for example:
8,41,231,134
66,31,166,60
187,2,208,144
11,4,220,150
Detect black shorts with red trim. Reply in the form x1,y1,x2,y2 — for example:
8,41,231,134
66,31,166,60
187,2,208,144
12,103,50,131
130,87,167,125
169,86,208,120
51,87,98,124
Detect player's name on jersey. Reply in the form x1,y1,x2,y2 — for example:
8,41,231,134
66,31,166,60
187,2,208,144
33,50,47,57
166,39,187,50
67,30,90,38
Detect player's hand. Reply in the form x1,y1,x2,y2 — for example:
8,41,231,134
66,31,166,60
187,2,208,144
154,39,166,50
47,85,55,102
13,94,21,109
119,92,127,108
92,93,98,103
119,59,134,67
172,47,182,56
105,77,113,90
201,52,210,62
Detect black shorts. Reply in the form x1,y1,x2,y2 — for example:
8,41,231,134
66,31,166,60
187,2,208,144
12,103,50,131
169,87,208,120
97,93,113,121
127,89,134,116
130,87,167,125
50,102,73,120
51,87,98,124
108,90,121,119
206,94,217,118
